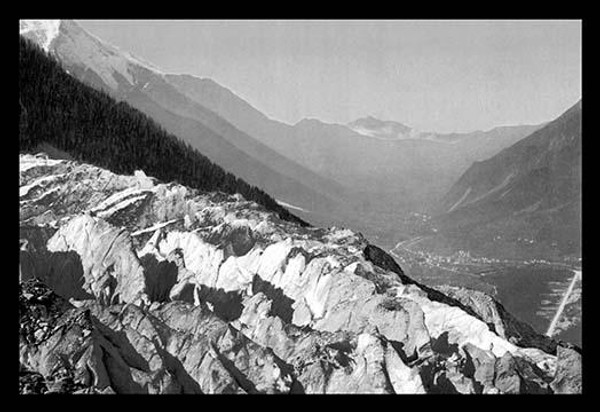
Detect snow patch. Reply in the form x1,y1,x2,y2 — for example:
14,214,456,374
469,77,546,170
22,20,165,91
349,125,390,139
20,20,61,51
447,187,472,213
348,123,457,144
462,172,516,208
349,124,416,141
94,194,148,218
130,218,180,237
276,199,309,213
20,154,65,173
20,186,60,205
60,28,136,90
20,174,64,198
91,187,154,214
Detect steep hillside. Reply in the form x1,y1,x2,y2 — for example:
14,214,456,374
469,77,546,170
19,35,305,227
19,153,581,393
20,19,347,217
21,20,548,229
166,73,542,211
432,100,582,260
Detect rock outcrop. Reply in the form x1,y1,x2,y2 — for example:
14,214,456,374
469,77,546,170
19,153,582,394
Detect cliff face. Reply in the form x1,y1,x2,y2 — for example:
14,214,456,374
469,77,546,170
19,153,581,394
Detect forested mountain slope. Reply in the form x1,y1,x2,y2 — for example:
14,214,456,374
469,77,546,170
19,36,306,226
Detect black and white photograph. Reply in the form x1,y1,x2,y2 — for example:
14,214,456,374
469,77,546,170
18,19,582,394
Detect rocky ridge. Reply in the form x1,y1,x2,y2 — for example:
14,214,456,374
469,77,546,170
19,153,581,394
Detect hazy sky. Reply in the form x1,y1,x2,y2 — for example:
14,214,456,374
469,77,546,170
78,20,581,133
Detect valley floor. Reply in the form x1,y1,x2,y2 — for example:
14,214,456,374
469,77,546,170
388,236,582,347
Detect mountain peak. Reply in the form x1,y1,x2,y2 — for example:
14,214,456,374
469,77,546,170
353,115,381,123
347,116,413,140
20,19,166,91
19,20,62,51
349,116,410,129
351,115,385,124
294,117,327,127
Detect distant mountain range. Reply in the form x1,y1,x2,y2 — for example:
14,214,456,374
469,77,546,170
163,68,544,213
18,21,583,394
21,20,545,218
21,20,576,258
430,100,582,259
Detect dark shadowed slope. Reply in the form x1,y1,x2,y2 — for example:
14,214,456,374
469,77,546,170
19,36,306,226
20,19,347,217
432,100,581,259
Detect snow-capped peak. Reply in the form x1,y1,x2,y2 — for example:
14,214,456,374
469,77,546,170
20,19,166,91
19,20,61,52
347,116,417,140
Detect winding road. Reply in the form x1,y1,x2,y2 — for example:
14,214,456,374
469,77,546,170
389,236,429,258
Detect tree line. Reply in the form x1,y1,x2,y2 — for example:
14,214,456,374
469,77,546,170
19,36,308,227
